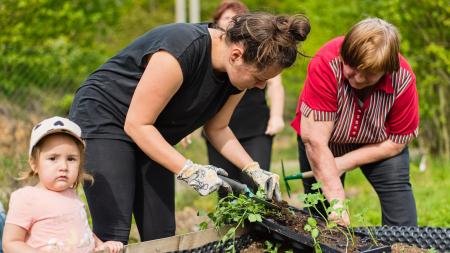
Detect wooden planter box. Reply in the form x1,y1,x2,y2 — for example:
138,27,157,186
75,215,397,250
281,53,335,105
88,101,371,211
94,226,248,253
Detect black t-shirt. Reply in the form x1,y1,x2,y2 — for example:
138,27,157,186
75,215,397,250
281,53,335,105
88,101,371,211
69,23,241,145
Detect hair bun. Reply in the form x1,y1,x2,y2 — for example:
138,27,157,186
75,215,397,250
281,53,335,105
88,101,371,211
271,14,310,48
226,12,310,70
286,14,310,42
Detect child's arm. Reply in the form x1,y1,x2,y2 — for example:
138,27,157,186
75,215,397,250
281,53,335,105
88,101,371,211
2,224,43,253
93,234,123,253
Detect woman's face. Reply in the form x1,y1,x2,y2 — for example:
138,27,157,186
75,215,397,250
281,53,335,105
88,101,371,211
217,9,237,30
227,60,282,90
343,64,385,89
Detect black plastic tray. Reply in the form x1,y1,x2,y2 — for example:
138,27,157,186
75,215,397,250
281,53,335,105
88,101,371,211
354,226,450,252
170,233,254,253
252,217,391,253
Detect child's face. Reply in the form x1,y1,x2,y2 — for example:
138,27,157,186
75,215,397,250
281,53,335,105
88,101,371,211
31,134,81,192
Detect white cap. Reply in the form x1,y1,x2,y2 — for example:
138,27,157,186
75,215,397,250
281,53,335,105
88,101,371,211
29,116,84,156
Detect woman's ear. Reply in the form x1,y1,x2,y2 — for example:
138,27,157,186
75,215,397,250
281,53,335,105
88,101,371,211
229,45,244,64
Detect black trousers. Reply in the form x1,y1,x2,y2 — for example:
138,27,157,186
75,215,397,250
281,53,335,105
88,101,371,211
83,139,175,244
206,134,273,196
297,137,417,226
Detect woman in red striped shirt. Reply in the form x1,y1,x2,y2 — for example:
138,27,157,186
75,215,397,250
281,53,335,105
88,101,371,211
291,18,419,226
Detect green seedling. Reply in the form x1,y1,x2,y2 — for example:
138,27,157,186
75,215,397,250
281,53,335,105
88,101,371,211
354,208,378,246
310,182,334,228
299,181,370,252
334,199,355,246
304,217,322,253
201,188,276,253
264,240,280,253
298,192,323,253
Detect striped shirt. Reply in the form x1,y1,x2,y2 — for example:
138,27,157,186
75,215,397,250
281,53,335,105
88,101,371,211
291,37,419,157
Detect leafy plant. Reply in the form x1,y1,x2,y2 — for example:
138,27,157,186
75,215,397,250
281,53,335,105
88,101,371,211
202,189,275,253
354,208,379,246
304,216,322,253
264,240,281,253
298,182,359,252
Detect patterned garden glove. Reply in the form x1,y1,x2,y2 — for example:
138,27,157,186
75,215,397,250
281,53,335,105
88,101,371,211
242,162,282,202
177,160,232,196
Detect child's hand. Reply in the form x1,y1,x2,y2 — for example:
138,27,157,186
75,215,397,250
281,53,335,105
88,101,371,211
95,241,124,253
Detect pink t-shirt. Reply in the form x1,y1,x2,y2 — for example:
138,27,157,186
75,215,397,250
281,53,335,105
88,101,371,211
6,186,95,253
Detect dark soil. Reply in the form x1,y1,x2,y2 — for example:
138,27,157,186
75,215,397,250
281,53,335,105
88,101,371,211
263,201,385,253
391,243,428,253
239,234,302,253
240,241,428,253
240,241,265,253
253,201,432,253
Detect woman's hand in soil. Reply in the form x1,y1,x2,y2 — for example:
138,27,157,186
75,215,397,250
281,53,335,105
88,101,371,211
177,159,232,196
242,162,282,201
328,202,350,226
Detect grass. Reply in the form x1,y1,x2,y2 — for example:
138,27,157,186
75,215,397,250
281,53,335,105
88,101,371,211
344,160,450,226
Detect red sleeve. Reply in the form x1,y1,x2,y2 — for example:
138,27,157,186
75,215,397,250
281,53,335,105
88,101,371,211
386,74,419,143
300,56,338,121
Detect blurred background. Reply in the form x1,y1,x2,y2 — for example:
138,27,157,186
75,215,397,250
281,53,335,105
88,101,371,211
1,0,449,243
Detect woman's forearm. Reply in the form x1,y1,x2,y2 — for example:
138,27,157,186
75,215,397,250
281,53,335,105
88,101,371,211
338,139,406,171
267,74,284,119
204,126,253,169
304,141,346,203
125,122,186,174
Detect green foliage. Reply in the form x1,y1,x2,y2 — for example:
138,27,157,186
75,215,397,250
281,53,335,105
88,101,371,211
304,216,322,253
0,0,131,109
354,208,379,246
427,248,438,253
2,0,447,157
264,240,294,253
345,159,450,227
298,182,372,252
263,240,281,253
354,0,450,158
105,0,175,53
204,190,274,252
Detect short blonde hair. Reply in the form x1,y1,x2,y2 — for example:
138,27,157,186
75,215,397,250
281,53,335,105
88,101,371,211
341,18,400,73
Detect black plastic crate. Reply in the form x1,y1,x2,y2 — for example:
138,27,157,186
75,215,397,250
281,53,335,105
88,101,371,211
252,217,391,253
354,226,450,252
170,233,289,253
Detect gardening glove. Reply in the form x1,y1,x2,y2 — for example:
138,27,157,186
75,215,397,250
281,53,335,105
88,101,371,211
242,162,282,202
177,159,232,196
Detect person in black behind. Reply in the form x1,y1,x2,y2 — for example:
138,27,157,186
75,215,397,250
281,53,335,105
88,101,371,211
69,13,310,243
205,1,286,194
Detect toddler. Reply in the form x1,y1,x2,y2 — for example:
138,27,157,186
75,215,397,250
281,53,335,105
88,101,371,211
2,117,123,253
